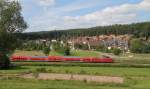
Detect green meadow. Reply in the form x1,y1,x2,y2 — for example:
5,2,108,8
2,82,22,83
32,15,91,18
0,50,150,89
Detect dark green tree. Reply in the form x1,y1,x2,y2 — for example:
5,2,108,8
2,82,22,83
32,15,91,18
43,47,51,56
113,48,122,55
130,39,143,53
0,0,27,68
64,43,70,56
18,22,150,41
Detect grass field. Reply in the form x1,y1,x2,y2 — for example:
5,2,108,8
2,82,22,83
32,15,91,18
13,50,45,56
0,78,129,89
1,66,150,77
14,50,101,57
0,65,150,89
1,50,149,89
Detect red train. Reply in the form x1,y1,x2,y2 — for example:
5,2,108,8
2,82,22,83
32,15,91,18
11,56,113,63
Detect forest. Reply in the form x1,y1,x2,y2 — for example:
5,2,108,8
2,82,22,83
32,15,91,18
17,22,150,40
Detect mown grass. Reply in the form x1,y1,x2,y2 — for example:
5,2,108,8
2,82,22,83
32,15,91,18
1,66,150,77
49,50,64,56
0,78,129,89
0,66,150,89
71,50,101,57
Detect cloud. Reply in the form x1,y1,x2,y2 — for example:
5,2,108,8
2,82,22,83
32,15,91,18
58,0,150,28
8,0,20,2
9,0,56,7
35,0,55,6
53,0,100,13
25,0,150,32
138,0,150,10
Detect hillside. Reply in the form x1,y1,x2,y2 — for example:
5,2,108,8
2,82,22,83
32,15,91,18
17,22,150,40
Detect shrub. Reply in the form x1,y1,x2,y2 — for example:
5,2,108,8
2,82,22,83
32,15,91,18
130,39,150,53
83,78,88,83
0,53,10,69
141,43,150,53
52,42,65,54
113,48,122,55
43,47,50,56
130,39,143,53
64,47,70,56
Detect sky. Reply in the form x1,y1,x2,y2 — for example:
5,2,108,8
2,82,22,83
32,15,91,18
15,0,150,32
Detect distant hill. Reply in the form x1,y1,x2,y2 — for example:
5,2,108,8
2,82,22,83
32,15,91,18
17,22,150,40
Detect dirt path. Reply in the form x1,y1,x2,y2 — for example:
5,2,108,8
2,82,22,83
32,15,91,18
22,73,124,84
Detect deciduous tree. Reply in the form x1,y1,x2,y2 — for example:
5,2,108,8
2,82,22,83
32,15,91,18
0,0,27,68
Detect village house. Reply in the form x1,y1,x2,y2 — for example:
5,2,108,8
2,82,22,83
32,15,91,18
69,35,131,51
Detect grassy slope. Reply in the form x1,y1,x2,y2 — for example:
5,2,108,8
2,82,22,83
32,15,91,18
13,50,45,56
71,50,101,57
50,50,101,57
14,50,101,57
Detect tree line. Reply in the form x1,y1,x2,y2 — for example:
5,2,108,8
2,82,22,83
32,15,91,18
17,22,150,40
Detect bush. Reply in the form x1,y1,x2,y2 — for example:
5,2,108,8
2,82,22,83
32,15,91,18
74,43,89,50
141,43,150,53
43,47,50,56
113,48,122,55
130,39,150,53
0,53,10,69
130,39,143,53
83,78,88,83
52,42,65,54
65,47,70,56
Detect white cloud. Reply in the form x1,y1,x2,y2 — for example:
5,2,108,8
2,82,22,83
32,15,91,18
8,0,20,2
54,0,100,13
9,0,56,7
138,0,150,10
58,0,150,28
35,0,55,6
26,0,150,32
